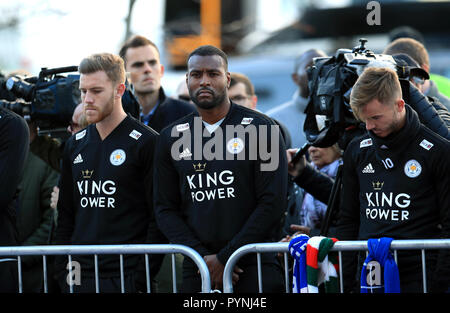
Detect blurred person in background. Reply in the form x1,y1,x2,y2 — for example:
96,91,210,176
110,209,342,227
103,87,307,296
390,53,450,129
2,70,59,292
228,72,292,148
265,49,327,149
0,104,29,292
384,37,450,111
175,79,193,104
389,25,425,45
119,35,196,132
388,26,450,98
228,72,257,110
16,118,59,292
281,144,342,239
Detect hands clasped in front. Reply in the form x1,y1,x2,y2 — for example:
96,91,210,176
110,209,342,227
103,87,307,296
203,254,243,290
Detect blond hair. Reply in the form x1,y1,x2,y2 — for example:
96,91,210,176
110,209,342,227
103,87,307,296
350,67,402,120
79,53,125,85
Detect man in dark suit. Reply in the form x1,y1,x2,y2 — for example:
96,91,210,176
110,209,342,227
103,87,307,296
119,35,196,132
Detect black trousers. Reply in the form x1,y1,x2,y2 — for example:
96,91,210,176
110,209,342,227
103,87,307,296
180,258,285,293
0,260,18,293
57,272,139,293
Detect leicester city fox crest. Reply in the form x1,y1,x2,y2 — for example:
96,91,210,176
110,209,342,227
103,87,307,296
226,137,244,154
404,159,422,178
110,149,126,166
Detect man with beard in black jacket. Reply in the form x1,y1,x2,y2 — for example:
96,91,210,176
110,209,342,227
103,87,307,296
154,45,288,292
119,35,196,133
0,106,29,292
337,67,449,293
54,53,165,293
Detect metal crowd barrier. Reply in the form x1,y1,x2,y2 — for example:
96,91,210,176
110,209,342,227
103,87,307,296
0,244,211,293
222,239,450,293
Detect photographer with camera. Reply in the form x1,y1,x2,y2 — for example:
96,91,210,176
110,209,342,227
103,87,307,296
336,67,449,293
0,105,29,292
0,69,82,293
0,66,83,175
1,65,141,176
15,117,59,292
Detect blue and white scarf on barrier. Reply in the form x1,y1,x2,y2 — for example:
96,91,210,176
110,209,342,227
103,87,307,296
288,234,310,293
360,237,401,293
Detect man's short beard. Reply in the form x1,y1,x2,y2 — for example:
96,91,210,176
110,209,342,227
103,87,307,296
88,93,115,124
191,90,226,110
389,109,404,133
377,110,403,138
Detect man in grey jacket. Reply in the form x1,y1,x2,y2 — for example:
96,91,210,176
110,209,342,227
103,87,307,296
265,49,327,149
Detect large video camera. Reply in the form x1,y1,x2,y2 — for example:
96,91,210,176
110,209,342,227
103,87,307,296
302,38,415,151
295,39,440,237
0,66,80,138
0,65,141,140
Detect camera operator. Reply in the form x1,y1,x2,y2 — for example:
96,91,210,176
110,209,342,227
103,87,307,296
15,118,59,292
28,130,64,174
0,105,29,292
391,54,450,133
288,96,449,205
385,37,450,111
1,67,86,175
337,67,449,293
287,42,450,239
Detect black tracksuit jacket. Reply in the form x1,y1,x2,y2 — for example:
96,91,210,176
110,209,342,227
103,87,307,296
0,107,29,292
143,87,197,133
154,102,288,265
54,115,166,277
337,104,450,291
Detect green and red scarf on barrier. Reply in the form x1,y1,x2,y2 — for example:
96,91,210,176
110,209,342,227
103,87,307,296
306,236,340,293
